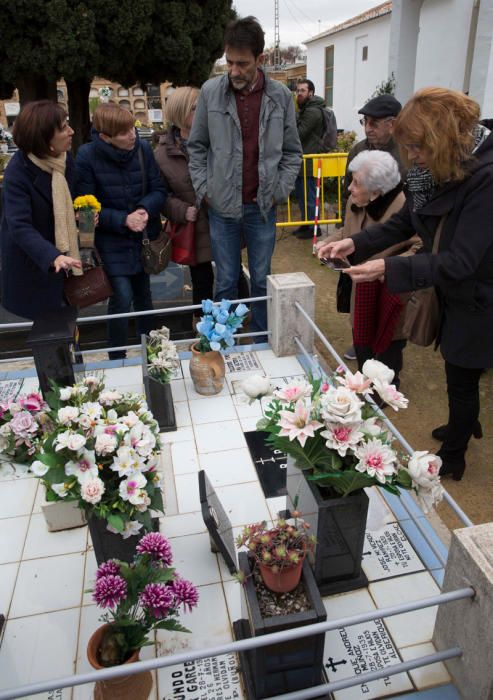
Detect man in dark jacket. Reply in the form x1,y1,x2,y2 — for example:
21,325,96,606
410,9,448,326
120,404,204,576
293,79,334,239
341,95,403,225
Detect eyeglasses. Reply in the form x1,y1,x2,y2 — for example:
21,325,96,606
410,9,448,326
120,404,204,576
359,117,394,127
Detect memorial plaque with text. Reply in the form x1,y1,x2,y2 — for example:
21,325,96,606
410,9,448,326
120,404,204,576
224,352,262,373
324,619,412,699
160,653,244,700
362,523,425,581
0,379,24,403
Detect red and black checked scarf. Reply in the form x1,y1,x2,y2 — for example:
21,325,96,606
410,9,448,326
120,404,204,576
353,281,404,354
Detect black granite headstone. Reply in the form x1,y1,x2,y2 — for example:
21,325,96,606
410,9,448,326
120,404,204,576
198,470,237,574
27,307,77,398
244,431,287,498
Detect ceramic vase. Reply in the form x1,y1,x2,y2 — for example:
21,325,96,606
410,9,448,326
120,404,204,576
189,343,225,395
87,624,153,700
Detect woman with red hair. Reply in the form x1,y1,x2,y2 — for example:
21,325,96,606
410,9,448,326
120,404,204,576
318,87,493,481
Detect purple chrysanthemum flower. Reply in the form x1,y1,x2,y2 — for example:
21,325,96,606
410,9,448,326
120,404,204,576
95,560,120,580
172,578,199,613
93,575,127,608
139,583,175,619
136,532,173,565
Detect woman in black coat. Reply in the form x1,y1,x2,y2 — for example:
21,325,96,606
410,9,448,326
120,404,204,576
319,87,493,481
76,104,166,359
1,100,82,320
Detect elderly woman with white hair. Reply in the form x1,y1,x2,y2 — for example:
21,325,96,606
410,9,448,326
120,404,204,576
325,149,420,388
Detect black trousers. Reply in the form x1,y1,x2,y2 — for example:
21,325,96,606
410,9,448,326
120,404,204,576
353,339,407,389
439,361,483,459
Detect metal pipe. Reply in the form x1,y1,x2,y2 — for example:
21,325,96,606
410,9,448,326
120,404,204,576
75,295,269,324
268,647,462,700
294,300,474,530
0,587,473,699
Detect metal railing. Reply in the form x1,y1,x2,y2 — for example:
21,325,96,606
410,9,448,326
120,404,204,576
277,152,347,228
0,586,473,700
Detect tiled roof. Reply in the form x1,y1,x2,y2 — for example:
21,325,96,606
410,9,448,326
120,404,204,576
305,1,392,44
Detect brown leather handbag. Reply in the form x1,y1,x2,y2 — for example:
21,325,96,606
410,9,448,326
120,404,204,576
64,250,113,309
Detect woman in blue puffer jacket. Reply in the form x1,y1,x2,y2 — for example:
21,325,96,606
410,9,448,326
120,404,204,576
76,104,167,358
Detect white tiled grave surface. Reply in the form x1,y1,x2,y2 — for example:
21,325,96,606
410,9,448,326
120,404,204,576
0,350,454,700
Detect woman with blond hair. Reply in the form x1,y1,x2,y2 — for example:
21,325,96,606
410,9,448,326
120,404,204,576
318,87,493,481
154,87,214,322
155,87,250,327
76,103,166,358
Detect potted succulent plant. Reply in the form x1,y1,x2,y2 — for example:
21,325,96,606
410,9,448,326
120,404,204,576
87,531,199,700
235,515,315,593
190,299,249,395
141,326,179,431
30,376,164,563
257,360,444,594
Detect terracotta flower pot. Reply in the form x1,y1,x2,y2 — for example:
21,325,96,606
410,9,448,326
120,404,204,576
258,557,304,593
189,343,225,395
87,624,153,700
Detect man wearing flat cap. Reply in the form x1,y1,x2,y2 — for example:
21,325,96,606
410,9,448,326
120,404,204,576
340,94,404,223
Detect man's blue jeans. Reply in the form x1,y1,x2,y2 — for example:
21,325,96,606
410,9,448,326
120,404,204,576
107,272,153,359
294,175,317,224
208,204,276,335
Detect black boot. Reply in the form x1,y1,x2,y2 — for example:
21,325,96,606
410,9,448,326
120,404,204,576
432,420,483,442
438,454,466,481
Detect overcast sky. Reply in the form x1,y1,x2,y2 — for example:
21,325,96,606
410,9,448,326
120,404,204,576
232,0,380,47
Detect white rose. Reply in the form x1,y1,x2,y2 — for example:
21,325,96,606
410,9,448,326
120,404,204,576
320,386,363,424
362,359,395,385
99,390,122,405
81,477,105,504
59,387,74,401
55,431,87,452
241,375,272,404
8,402,21,414
106,409,118,422
57,406,79,425
95,433,118,455
407,451,442,489
30,459,49,476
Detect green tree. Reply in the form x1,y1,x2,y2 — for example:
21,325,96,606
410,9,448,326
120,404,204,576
0,0,234,152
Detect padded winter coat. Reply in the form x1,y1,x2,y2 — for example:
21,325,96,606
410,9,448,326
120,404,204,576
76,131,166,276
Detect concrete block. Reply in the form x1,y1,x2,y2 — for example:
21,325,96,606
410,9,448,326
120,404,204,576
267,272,315,357
41,498,87,532
433,523,493,699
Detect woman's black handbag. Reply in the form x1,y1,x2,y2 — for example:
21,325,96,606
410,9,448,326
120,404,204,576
336,272,352,313
141,227,172,275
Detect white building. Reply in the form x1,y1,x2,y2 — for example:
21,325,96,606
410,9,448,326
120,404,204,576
305,0,493,136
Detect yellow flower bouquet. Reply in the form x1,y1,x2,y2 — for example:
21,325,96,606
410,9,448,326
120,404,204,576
74,195,101,246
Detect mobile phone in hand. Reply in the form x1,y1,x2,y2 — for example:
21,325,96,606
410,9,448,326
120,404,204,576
320,256,351,271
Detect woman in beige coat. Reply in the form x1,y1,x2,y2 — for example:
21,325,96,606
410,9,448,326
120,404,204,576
325,149,420,388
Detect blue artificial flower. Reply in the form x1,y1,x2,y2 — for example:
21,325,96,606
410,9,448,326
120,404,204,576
210,341,221,351
196,319,213,337
219,299,232,312
202,299,214,314
215,310,229,325
235,303,249,317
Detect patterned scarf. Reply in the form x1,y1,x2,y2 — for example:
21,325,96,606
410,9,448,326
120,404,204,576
28,152,82,275
406,123,491,212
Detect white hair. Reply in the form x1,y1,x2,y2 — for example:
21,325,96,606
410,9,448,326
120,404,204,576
348,150,400,195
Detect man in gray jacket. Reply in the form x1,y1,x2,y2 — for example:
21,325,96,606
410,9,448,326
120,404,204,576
188,15,302,336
